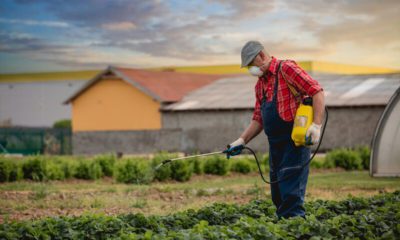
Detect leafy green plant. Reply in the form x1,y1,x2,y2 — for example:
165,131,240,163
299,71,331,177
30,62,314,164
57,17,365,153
22,157,46,181
355,145,371,170
152,153,176,181
74,159,103,180
0,160,12,182
93,154,116,177
203,155,229,176
230,158,252,174
191,158,203,175
58,157,77,179
8,161,22,182
1,191,398,239
325,148,363,170
52,119,71,129
310,156,325,169
170,160,192,182
44,160,65,180
115,158,152,184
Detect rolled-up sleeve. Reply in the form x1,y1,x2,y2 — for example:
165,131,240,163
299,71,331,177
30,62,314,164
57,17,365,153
252,82,263,126
281,61,323,97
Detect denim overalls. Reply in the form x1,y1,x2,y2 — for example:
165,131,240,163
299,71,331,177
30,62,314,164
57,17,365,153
261,61,310,218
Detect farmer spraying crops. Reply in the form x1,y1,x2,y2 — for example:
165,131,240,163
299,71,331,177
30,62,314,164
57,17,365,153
226,40,325,219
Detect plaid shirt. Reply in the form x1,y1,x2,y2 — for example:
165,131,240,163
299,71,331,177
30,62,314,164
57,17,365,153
252,57,323,125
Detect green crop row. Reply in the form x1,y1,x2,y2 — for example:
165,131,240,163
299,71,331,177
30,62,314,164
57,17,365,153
0,146,370,183
0,153,268,183
1,191,398,239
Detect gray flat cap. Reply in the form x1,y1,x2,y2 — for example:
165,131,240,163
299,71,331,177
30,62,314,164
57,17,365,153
241,41,264,67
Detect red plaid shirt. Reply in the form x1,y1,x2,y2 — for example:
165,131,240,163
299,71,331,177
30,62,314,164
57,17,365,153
252,57,323,125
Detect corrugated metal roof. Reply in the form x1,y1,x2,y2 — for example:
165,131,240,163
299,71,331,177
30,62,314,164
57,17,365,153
64,66,226,104
162,73,400,111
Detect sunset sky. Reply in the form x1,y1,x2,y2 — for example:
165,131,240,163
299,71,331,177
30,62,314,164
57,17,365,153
0,0,399,73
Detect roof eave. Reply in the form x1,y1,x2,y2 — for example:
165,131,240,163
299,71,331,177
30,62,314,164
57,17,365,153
63,66,113,104
63,65,165,105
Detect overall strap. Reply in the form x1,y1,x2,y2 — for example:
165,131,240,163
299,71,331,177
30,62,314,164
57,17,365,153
262,60,301,103
262,79,267,104
271,61,283,102
279,60,301,103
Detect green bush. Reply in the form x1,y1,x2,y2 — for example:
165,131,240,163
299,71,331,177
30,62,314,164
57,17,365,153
310,156,325,169
325,148,363,170
8,161,22,181
230,158,252,174
191,158,203,175
203,155,229,175
74,159,103,180
0,160,12,182
58,158,77,179
355,145,371,170
94,154,116,177
261,154,269,166
170,160,192,182
115,159,152,184
0,159,21,182
22,157,46,181
152,153,176,181
52,119,71,129
44,160,65,180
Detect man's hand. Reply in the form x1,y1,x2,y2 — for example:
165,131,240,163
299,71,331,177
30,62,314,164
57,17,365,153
306,122,322,145
224,138,245,159
230,138,245,148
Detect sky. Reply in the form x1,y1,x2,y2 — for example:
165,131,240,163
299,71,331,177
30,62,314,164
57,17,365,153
0,0,399,73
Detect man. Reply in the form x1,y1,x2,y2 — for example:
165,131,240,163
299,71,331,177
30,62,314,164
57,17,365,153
226,41,325,218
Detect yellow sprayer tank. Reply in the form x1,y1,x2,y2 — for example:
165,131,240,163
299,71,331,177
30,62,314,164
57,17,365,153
292,97,313,146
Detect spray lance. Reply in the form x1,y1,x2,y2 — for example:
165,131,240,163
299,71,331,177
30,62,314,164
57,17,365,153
155,104,328,184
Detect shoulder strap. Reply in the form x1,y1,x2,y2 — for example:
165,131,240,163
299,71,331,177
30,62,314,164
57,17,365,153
278,60,301,102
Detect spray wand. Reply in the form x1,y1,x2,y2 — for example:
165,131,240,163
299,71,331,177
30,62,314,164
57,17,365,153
155,107,328,184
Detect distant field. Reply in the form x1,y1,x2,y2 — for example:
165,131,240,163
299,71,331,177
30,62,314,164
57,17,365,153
157,61,399,75
154,64,248,74
1,62,398,83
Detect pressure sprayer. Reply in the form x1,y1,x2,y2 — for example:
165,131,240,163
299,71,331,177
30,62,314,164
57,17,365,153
155,105,328,185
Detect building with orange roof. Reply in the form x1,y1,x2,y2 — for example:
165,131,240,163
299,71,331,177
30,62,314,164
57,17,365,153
64,66,224,132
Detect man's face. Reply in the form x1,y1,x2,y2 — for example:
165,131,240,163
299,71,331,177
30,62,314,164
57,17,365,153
249,53,264,67
249,53,262,67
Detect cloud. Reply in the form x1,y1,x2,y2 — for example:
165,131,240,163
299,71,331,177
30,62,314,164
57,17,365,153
15,0,167,29
101,21,137,31
0,18,69,27
0,32,69,52
2,0,399,70
211,0,275,19
8,0,279,60
288,0,400,47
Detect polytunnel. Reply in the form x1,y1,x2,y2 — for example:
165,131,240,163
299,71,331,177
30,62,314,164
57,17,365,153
370,86,400,177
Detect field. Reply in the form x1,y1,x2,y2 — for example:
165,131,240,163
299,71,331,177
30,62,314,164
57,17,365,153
0,151,399,239
1,170,399,223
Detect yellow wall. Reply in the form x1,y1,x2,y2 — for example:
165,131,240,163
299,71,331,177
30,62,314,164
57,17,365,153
71,77,161,132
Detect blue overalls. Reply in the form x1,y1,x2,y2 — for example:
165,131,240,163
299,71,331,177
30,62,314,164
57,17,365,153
261,62,310,218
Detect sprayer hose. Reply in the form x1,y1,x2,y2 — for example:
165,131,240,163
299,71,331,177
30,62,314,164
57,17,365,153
246,106,328,184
